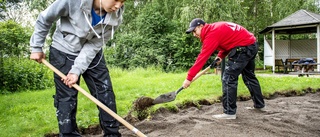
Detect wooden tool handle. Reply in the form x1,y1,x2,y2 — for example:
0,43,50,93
192,59,219,82
41,59,147,137
191,66,211,82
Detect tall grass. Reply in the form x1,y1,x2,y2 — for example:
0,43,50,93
1,67,320,137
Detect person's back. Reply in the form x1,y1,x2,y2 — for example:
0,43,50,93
200,21,256,58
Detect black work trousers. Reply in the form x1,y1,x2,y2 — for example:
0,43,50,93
222,42,265,115
49,46,121,137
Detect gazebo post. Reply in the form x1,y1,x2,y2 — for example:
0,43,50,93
317,24,320,71
272,29,275,73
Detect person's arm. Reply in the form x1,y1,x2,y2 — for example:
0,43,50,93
66,7,124,88
186,37,219,81
182,34,219,88
186,45,213,81
69,9,124,76
29,0,69,62
182,44,215,88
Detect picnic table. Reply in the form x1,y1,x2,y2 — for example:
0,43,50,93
292,63,320,77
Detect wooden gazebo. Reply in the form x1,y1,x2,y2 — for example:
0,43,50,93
260,9,320,72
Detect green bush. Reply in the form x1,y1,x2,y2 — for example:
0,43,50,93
0,58,54,93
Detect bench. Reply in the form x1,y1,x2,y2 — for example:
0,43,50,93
285,58,299,72
291,62,320,77
285,58,318,72
275,59,289,73
298,71,320,77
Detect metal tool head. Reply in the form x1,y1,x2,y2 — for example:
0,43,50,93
152,91,177,104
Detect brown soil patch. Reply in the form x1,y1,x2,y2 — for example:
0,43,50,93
47,88,320,137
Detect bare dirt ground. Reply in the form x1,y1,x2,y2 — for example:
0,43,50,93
78,90,320,137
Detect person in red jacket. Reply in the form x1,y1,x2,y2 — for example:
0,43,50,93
183,18,265,119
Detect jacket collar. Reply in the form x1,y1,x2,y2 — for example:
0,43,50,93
200,24,209,43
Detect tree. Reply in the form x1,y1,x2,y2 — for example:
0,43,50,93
25,0,53,11
0,20,33,92
3,0,318,72
0,20,31,58
0,0,21,20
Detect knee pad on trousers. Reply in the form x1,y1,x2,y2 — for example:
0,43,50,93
54,96,78,134
98,91,117,121
97,92,121,136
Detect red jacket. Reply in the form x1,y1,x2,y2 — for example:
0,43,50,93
186,22,256,81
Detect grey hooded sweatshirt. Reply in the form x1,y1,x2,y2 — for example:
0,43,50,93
30,0,124,76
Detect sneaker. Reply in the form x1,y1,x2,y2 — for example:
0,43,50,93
212,113,236,119
245,106,266,112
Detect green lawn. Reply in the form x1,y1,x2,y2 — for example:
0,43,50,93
1,67,320,137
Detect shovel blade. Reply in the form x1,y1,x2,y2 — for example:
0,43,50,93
152,91,177,104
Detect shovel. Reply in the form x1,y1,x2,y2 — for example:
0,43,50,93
152,59,219,104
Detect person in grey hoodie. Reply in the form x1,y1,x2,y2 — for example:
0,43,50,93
30,0,125,136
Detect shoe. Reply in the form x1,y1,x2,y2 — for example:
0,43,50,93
212,113,236,119
245,106,266,112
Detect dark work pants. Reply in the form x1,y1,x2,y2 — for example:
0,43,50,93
222,43,265,115
49,46,121,137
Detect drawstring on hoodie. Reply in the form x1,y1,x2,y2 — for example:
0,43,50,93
100,0,105,46
83,13,101,39
82,12,113,40
81,10,114,69
86,0,113,69
80,1,122,70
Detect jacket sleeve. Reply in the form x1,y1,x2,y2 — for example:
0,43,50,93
69,36,104,76
29,0,69,53
187,33,219,81
186,44,215,81
69,7,124,76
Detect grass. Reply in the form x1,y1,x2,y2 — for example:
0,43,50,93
1,67,320,137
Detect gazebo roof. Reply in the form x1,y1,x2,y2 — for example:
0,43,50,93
259,9,320,34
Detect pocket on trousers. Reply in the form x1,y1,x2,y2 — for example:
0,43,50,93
49,46,66,69
246,45,257,58
228,48,237,59
53,95,58,108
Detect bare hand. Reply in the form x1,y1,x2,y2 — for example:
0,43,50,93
30,52,45,63
182,79,191,89
215,57,222,65
62,73,79,88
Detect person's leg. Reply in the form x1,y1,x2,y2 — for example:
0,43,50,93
82,50,121,137
220,48,249,115
49,46,81,137
221,63,241,115
241,61,265,108
241,44,265,109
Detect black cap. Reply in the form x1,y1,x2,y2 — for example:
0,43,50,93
186,18,206,34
